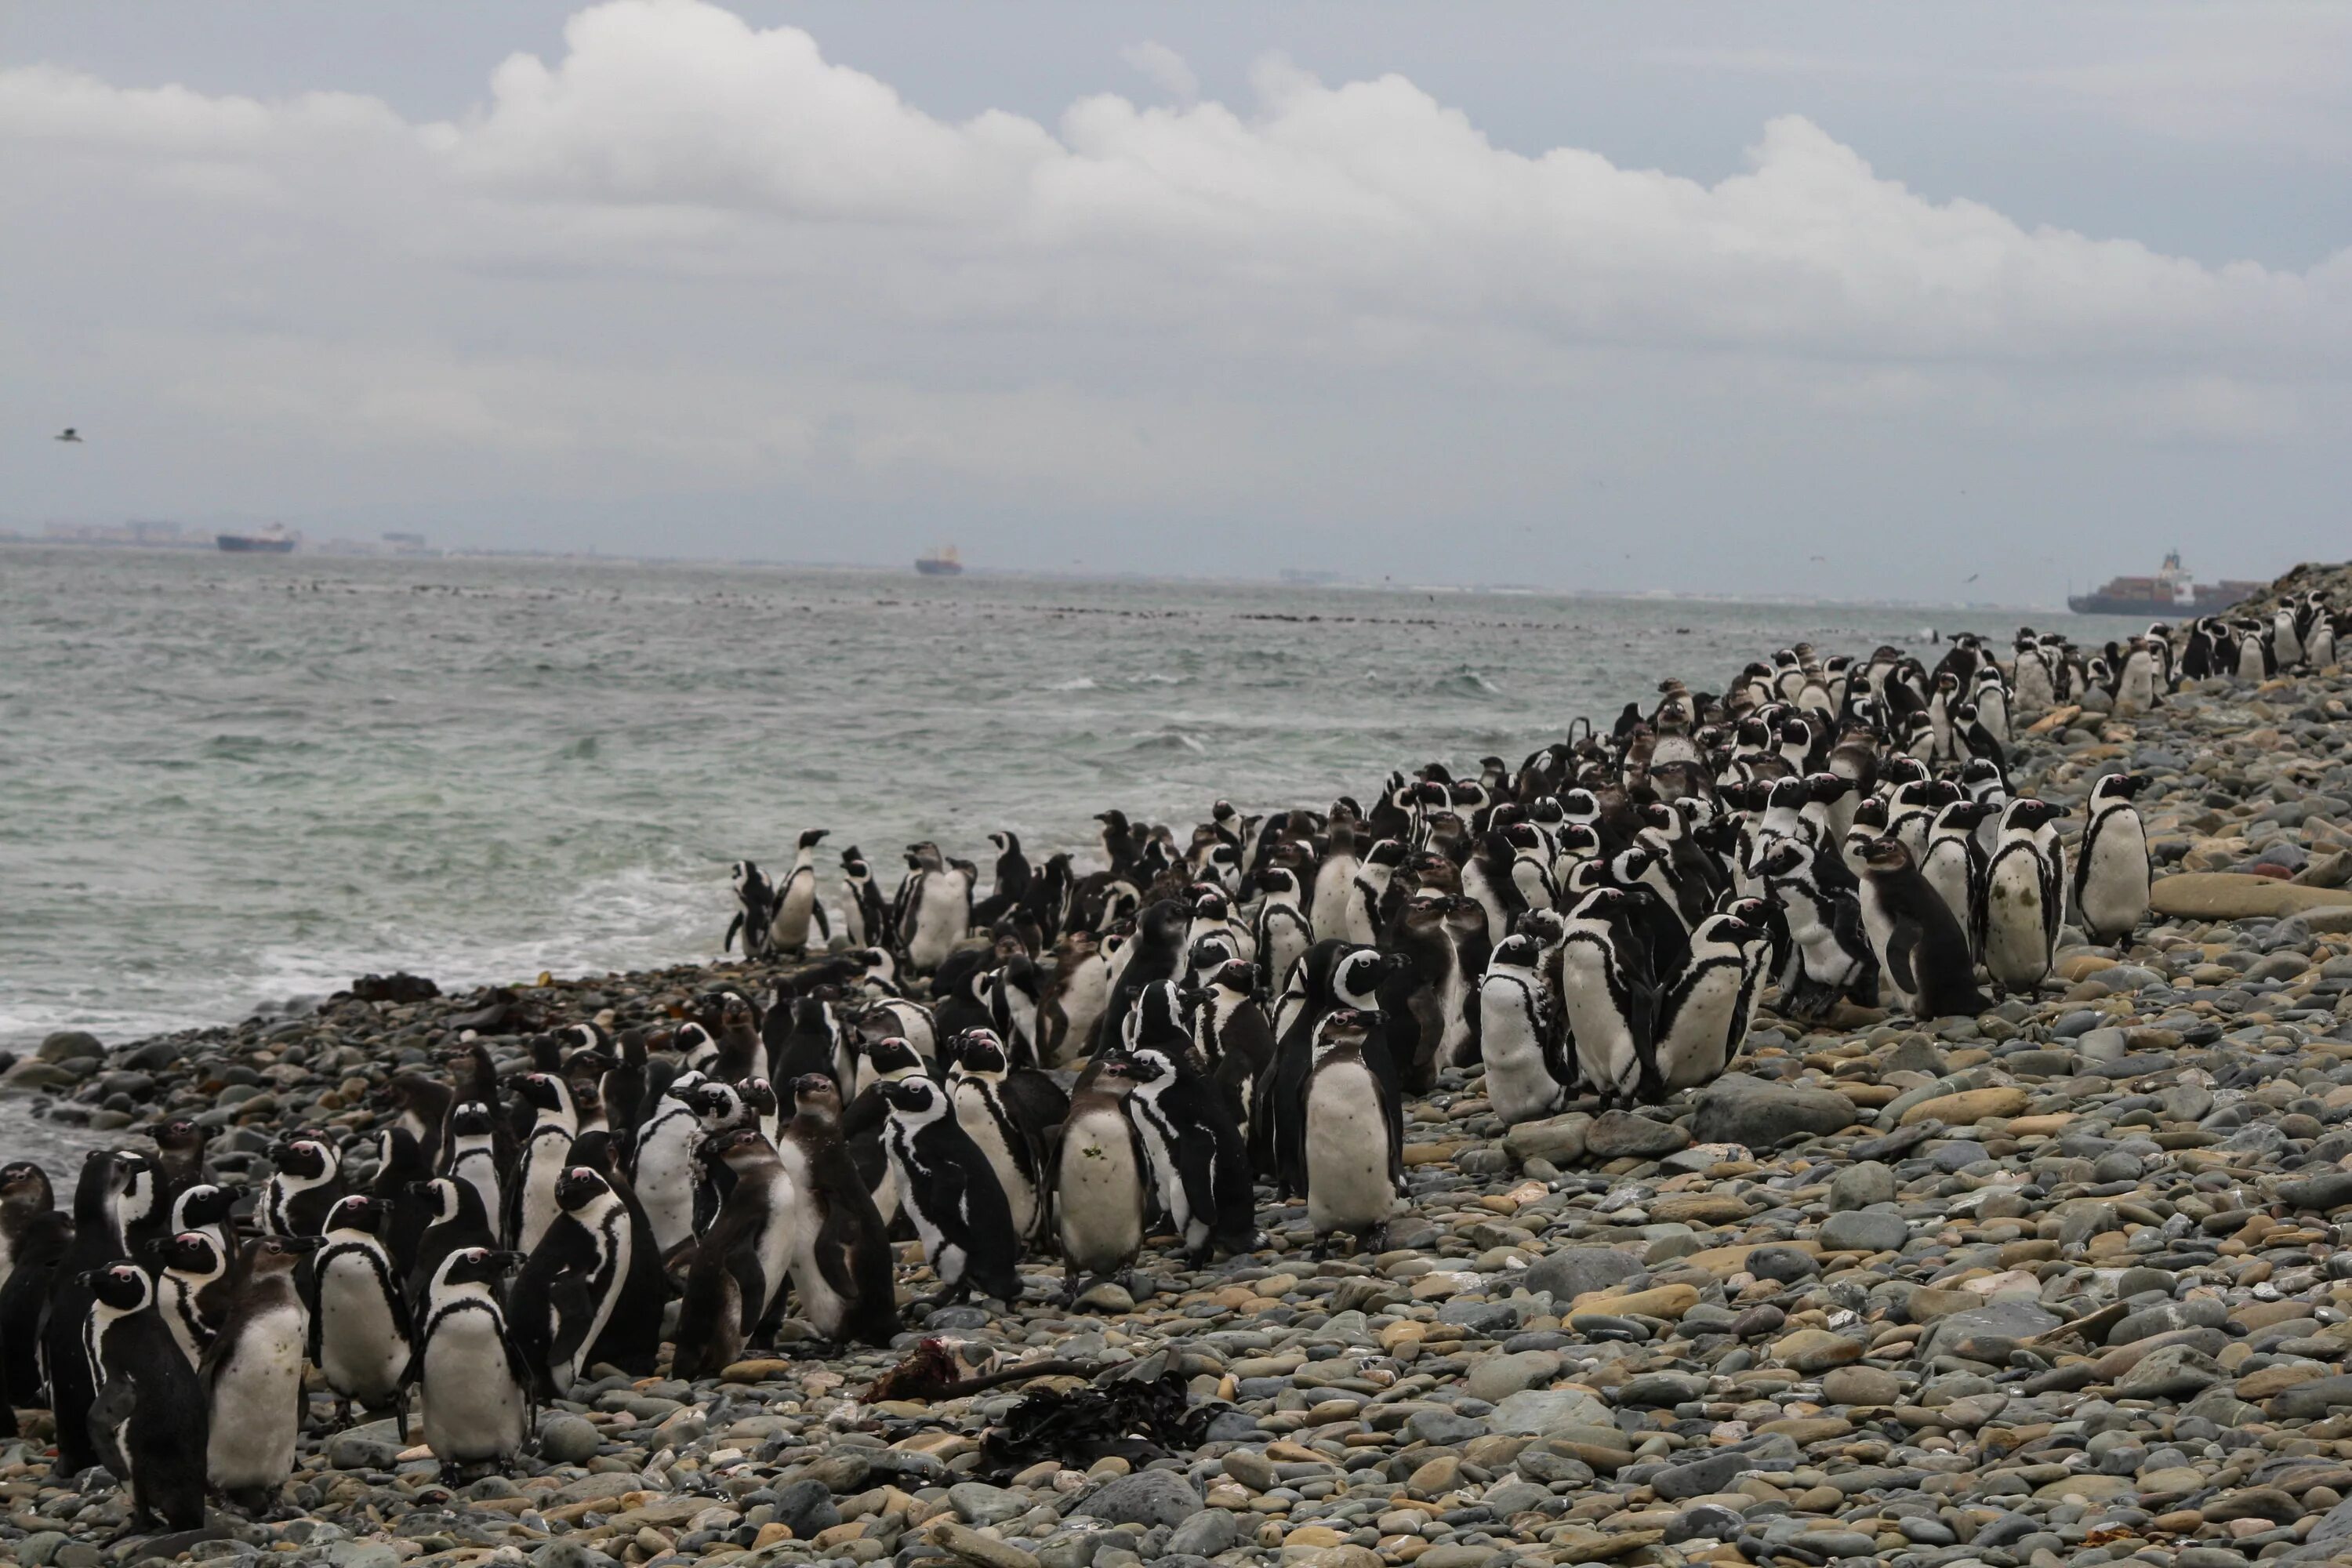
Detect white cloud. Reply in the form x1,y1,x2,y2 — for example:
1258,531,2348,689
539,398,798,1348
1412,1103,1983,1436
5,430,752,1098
3,0,2350,591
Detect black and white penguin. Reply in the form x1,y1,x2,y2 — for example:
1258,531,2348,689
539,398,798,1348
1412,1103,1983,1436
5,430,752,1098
1253,866,1316,998
1652,913,1769,1092
1301,1010,1401,1256
2074,773,2151,943
946,1029,1057,1243
727,859,777,960
984,955,1044,1067
81,1262,209,1531
898,842,973,974
309,1194,413,1426
405,1175,497,1313
509,1166,650,1398
765,990,850,1089
1047,1060,1149,1307
1121,1044,1256,1263
1342,838,1406,946
1475,934,1569,1124
840,845,891,952
1094,898,1191,1055
260,1134,343,1238
0,1161,55,1299
1921,800,1994,956
1555,887,1660,1105
670,1127,797,1380
153,1229,230,1371
970,830,1035,927
630,1071,718,1253
1984,797,2067,995
45,1149,161,1475
777,1076,899,1348
1751,837,1877,1022
148,1117,210,1216
1193,958,1275,1134
201,1235,314,1512
441,1098,503,1244
1039,931,1111,1067
507,1072,581,1254
768,829,833,957
414,1247,532,1483
0,1199,67,1421
1857,837,1987,1019
879,1076,1022,1310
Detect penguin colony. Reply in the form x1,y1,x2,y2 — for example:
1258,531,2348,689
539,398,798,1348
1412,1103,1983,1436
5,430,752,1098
2,605,2328,1526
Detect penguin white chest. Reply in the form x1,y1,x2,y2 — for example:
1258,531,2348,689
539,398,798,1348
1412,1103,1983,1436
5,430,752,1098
1055,1109,1143,1271
207,1303,306,1490
420,1311,525,1461
318,1253,408,1397
1305,1062,1393,1236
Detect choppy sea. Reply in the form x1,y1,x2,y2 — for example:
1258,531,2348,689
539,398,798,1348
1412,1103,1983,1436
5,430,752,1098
0,545,2140,1055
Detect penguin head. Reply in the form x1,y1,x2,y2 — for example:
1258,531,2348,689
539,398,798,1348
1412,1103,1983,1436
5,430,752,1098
270,1137,333,1180
739,1077,779,1120
1189,887,1232,923
673,1022,717,1061
173,1182,236,1227
2002,797,2065,833
151,1118,206,1157
517,1073,575,1117
1490,934,1541,972
1255,866,1298,898
449,1101,496,1138
691,1081,744,1126
251,1235,324,1269
720,993,757,1033
1122,1047,1174,1087
436,1247,522,1292
1188,934,1237,978
950,1029,1010,1076
799,828,831,851
1857,837,1915,875
840,846,869,877
1207,960,1256,999
1332,947,1399,1009
731,859,763,892
1514,909,1566,948
1718,894,1773,927
554,1167,613,1212
325,1194,388,1235
0,1161,50,1208
1934,800,1998,834
1850,797,1889,833
1312,1009,1378,1053
878,1076,945,1122
156,1231,225,1277
415,1178,463,1224
699,1126,772,1171
1123,982,1192,1053
2091,773,2148,804
1804,774,1853,806
1749,841,1806,881
789,1074,844,1124
83,1262,154,1311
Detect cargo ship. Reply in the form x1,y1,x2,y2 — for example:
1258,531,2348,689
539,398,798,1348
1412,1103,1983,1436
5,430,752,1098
914,543,963,576
2067,551,2263,616
217,525,297,554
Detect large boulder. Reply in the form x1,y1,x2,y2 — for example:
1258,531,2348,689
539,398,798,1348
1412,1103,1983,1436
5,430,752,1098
1690,1077,1857,1148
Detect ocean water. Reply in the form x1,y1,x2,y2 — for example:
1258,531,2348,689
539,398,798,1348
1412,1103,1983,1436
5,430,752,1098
0,545,2141,1053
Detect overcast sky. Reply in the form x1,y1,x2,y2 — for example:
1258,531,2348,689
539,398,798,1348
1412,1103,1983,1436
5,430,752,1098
5,2,2350,601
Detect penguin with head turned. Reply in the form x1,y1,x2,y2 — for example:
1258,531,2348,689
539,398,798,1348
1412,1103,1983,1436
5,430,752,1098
203,1234,316,1512
413,1247,532,1485
879,1075,1022,1312
767,829,833,957
80,1261,209,1531
2074,773,2151,943
1093,897,1190,1055
1856,837,1987,1019
46,1149,162,1475
945,1029,1065,1246
1120,1039,1256,1265
970,830,1034,927
727,860,777,960
310,1193,414,1428
840,845,891,952
779,1076,899,1348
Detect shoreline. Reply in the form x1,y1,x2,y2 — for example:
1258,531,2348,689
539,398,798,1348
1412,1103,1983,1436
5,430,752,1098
9,568,2352,1568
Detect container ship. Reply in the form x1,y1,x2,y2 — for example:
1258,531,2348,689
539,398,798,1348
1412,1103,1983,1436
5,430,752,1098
914,543,964,576
2068,551,2263,616
217,524,297,554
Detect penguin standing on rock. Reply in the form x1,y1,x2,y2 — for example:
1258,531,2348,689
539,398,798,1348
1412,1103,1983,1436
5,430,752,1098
202,1235,315,1513
81,1263,209,1532
669,1129,797,1380
945,1030,1057,1243
45,1149,159,1476
727,861,777,960
1121,1043,1257,1263
1476,935,1569,1124
2074,773,2151,942
1555,888,1660,1105
840,846,891,952
443,1102,503,1239
405,1177,497,1313
1856,837,1987,1019
1049,1059,1149,1307
1652,913,1769,1091
1302,1010,1401,1257
880,1076,1022,1311
897,842,972,974
509,1167,648,1399
768,829,833,957
260,1134,343,1239
507,1073,580,1255
310,1194,413,1427
413,1247,532,1485
1984,797,2067,995
778,1076,900,1348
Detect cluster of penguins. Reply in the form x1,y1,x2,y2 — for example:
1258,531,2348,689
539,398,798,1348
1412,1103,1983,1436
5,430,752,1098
0,604,2321,1532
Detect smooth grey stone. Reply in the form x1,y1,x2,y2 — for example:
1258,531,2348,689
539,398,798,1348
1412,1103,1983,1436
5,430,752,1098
949,1481,1027,1526
1820,1208,1909,1254
1691,1078,1858,1147
1654,1450,1749,1501
539,1414,602,1465
1075,1468,1201,1528
1164,1508,1240,1558
1524,1247,1643,1301
1829,1160,1898,1212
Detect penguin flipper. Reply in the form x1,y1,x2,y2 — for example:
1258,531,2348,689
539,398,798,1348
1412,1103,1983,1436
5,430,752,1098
724,913,742,953
1884,915,1924,1004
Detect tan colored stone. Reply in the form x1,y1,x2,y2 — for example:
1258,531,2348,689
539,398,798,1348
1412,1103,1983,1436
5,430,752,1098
1568,1282,1701,1319
1900,1087,2030,1127
2151,873,2352,920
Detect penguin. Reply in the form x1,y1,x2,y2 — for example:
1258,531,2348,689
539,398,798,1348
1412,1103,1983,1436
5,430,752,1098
1047,1061,1149,1306
260,1134,343,1238
564,1132,668,1377
1343,838,1407,946
1120,1043,1256,1263
776,1076,899,1348
727,859,777,960
0,1202,67,1419
670,1128,798,1380
202,1235,314,1512
765,990,849,1089
443,1101,503,1242
1301,1009,1401,1257
371,1126,436,1283
707,991,766,1083
1475,934,1570,1125
946,1029,1056,1244
153,1230,231,1372
405,1176,497,1312
149,1116,211,1210
2074,772,2152,943
1556,887,1660,1105
508,1166,647,1398
840,846,891,952
413,1247,532,1484
1751,837,1877,1022
1252,866,1316,998
768,829,833,957
1856,837,1988,1019
2112,639,2159,716
1652,913,1770,1091
879,1076,1022,1310
1039,931,1110,1067
0,1160,56,1298
1310,824,1363,943
970,830,1035,927
984,955,1045,1067
1095,898,1192,1054
898,842,972,974
80,1262,209,1531
1984,797,2068,995
507,1072,581,1254
1390,891,1472,1085
303,1194,413,1428
1194,958,1276,1134
1922,800,1995,956
44,1149,159,1476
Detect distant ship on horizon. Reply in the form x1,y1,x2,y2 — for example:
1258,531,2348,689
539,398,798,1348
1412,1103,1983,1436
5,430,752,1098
2067,550,2263,616
217,524,297,554
915,543,964,576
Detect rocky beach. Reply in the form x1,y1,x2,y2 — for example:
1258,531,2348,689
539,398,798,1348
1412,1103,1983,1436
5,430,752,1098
14,586,2352,1568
